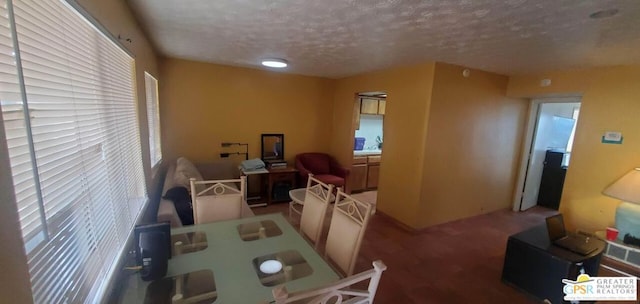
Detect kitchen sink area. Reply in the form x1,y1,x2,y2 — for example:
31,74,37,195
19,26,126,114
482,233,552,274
350,92,385,193
354,149,382,156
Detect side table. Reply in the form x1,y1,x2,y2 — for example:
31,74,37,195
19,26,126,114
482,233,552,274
502,224,605,303
265,167,298,205
240,167,269,207
240,167,298,206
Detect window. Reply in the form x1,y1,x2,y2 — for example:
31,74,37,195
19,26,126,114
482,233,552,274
145,72,162,167
0,0,147,302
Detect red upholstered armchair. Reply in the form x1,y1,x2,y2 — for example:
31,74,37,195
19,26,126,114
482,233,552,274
295,153,350,189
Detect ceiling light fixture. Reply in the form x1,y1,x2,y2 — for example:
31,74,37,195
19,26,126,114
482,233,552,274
261,59,288,68
589,8,619,19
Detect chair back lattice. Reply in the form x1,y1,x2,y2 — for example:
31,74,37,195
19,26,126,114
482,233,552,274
269,260,387,304
299,174,335,248
324,189,373,276
189,177,245,224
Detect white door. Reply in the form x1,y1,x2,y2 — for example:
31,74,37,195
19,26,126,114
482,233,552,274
520,102,578,211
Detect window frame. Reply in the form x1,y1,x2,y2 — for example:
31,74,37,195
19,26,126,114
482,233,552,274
145,71,162,169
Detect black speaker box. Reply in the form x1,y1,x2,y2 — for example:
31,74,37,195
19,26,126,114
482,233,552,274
273,182,292,201
134,222,170,281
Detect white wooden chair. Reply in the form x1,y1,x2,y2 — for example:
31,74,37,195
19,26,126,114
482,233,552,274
189,176,246,224
289,186,336,223
299,174,335,249
269,260,387,304
288,187,306,221
324,189,373,276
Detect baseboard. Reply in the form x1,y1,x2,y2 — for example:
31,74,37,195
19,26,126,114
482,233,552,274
377,207,519,235
374,210,421,234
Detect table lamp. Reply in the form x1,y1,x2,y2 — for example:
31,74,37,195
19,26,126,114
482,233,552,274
602,168,640,241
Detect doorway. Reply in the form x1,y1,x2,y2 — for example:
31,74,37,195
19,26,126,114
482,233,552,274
513,97,581,211
349,92,385,197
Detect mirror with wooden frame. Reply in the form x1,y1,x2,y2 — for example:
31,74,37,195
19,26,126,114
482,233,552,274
261,134,284,162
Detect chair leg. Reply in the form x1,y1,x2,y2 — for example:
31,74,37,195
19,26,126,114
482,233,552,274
288,201,293,220
288,201,303,224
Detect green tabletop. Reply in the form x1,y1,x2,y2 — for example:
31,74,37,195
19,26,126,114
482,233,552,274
121,213,339,304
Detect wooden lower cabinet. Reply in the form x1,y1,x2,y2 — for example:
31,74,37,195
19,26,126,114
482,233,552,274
350,154,382,192
350,164,367,192
367,164,379,189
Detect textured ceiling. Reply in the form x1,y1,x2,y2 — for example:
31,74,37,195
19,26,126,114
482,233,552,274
127,0,640,78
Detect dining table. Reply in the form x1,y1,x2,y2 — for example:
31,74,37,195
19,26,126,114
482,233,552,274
120,213,340,303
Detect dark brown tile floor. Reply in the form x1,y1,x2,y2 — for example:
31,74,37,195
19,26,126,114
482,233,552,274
254,198,639,304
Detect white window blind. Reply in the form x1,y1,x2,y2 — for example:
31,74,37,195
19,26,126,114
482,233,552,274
0,0,147,303
144,71,161,167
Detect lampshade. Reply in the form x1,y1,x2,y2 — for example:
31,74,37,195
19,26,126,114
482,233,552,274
602,168,640,204
604,168,640,241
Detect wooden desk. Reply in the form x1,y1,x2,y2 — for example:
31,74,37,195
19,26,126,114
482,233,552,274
265,167,298,205
121,214,339,303
502,225,605,303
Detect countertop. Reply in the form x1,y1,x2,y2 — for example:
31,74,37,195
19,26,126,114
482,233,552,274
354,149,382,156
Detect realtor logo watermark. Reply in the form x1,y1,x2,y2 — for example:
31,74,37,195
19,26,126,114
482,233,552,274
563,274,637,301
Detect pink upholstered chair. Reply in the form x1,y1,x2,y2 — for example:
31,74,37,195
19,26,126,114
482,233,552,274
294,153,349,189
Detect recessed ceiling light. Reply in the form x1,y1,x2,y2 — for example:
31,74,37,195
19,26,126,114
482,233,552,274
261,59,288,68
589,9,619,19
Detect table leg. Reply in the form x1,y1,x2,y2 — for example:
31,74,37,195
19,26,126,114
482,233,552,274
267,174,273,205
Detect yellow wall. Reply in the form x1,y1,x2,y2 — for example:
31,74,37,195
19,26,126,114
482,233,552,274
507,65,640,232
0,0,159,303
331,62,527,229
417,63,528,228
331,63,436,227
160,58,336,165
